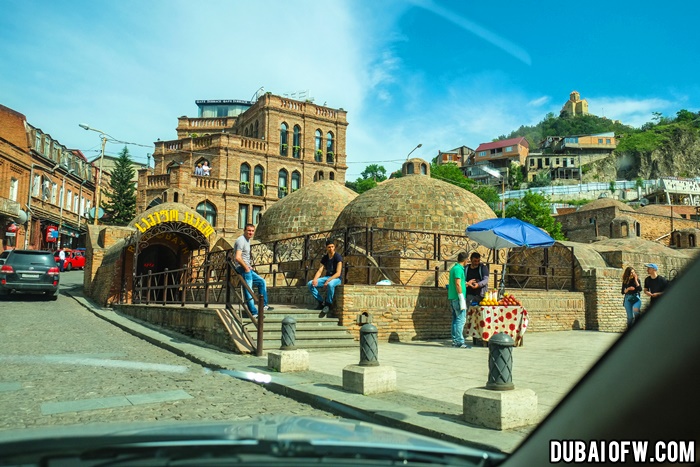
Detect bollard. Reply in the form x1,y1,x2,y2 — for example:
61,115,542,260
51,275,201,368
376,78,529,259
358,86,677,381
281,316,297,350
359,323,379,367
486,333,515,391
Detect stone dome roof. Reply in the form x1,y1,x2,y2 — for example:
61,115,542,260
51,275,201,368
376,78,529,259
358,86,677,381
255,180,358,242
577,198,635,213
332,175,495,235
637,204,683,218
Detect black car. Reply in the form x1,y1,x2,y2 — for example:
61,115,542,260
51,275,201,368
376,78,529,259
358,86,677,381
0,250,60,300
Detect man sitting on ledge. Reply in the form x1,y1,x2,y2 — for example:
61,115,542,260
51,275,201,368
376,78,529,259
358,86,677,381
308,239,343,316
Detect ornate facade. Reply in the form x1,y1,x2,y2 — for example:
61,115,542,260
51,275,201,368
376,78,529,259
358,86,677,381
137,93,349,237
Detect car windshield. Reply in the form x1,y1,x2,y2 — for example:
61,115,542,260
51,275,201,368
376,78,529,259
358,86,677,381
1,1,698,465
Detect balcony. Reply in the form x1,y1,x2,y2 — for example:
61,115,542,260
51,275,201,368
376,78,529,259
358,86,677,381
147,174,170,188
193,176,223,191
0,196,20,218
177,116,237,138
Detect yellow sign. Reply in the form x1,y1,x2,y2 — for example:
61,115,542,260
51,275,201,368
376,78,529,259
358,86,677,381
133,209,215,238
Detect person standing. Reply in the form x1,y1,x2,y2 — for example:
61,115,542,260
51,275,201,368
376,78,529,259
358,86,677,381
58,248,66,272
202,161,211,176
465,251,489,306
643,263,668,311
448,252,471,349
621,266,642,328
308,239,343,315
233,224,273,317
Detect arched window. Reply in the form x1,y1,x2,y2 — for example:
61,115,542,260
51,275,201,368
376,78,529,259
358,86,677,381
147,197,162,209
197,201,217,226
421,164,427,174
278,169,288,198
314,170,324,181
293,125,301,158
166,162,177,174
291,171,301,192
636,223,641,237
690,234,697,248
254,121,259,138
315,130,323,162
173,192,179,203
194,157,211,176
407,164,414,174
329,172,335,180
254,165,264,196
240,163,251,194
326,132,334,163
280,123,288,156
621,222,629,238
244,127,249,137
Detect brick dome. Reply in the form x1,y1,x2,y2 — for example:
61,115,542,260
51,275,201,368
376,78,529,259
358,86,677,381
577,198,635,213
255,180,358,242
332,173,495,234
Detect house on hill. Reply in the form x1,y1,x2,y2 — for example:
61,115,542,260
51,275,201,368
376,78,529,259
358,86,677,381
463,137,528,185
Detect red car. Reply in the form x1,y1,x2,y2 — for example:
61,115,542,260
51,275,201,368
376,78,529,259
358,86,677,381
53,249,86,271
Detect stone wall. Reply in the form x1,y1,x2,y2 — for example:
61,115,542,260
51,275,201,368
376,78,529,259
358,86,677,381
113,305,236,352
579,267,626,332
270,285,586,342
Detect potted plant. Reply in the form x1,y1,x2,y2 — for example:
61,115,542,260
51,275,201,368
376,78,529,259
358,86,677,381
292,145,301,157
254,183,265,194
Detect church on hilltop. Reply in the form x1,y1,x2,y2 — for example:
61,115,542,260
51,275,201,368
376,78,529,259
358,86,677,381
560,90,589,117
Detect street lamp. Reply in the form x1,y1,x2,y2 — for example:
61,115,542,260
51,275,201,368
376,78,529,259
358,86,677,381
406,143,422,160
79,124,109,225
58,168,75,249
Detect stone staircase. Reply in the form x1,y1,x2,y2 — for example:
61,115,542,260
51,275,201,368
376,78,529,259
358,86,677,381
247,304,358,351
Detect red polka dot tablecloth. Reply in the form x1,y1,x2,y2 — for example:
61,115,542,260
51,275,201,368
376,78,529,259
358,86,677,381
465,305,528,346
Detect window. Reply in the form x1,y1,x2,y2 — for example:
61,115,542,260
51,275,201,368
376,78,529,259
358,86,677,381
545,158,550,166
9,178,18,201
240,163,250,194
421,163,427,174
479,151,487,156
196,201,217,226
51,183,57,204
570,158,575,166
86,200,91,216
278,169,288,198
314,171,324,181
291,171,301,192
329,171,335,180
530,159,535,167
35,133,42,152
252,206,262,226
44,139,50,157
254,120,259,138
147,197,162,209
556,158,560,165
598,139,603,144
293,125,301,158
606,138,611,144
326,132,334,163
238,204,249,229
67,190,73,210
407,164,414,174
280,123,288,156
253,165,264,196
315,130,323,162
32,175,40,197
80,197,86,217
73,195,79,213
505,146,513,152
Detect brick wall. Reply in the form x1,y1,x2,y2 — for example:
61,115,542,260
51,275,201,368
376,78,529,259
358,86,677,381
579,267,626,332
269,285,586,342
84,225,135,305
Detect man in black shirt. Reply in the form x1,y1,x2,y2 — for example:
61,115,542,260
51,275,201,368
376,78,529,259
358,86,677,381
308,239,343,315
643,263,668,310
465,252,489,306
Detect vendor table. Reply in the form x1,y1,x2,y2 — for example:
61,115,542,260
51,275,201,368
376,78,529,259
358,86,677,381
465,305,529,346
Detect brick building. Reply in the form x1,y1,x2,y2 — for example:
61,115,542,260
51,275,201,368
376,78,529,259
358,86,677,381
465,137,529,185
137,93,348,237
0,104,96,251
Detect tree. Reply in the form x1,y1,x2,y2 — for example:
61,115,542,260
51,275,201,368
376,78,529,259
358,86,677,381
360,164,387,182
505,191,565,240
528,171,552,188
430,163,501,209
102,146,137,226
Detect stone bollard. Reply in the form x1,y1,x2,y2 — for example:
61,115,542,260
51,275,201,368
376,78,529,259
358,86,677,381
267,316,308,373
343,323,396,395
359,323,379,366
281,316,297,351
463,332,538,430
486,333,515,390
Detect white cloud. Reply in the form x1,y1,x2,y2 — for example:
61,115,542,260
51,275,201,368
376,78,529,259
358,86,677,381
587,96,679,128
528,96,550,107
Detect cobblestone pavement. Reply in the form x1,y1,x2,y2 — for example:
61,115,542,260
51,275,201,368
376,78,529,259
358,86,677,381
0,272,334,432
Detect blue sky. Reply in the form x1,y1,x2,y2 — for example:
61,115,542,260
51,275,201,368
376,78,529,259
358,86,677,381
1,0,698,180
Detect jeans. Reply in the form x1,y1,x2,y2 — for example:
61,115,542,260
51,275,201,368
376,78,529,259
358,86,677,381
235,267,268,314
450,299,466,345
307,276,341,305
623,295,642,328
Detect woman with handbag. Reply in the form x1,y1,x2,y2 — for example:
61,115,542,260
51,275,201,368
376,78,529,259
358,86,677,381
622,266,642,329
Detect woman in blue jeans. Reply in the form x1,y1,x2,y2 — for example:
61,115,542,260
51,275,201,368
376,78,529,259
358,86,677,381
621,266,642,329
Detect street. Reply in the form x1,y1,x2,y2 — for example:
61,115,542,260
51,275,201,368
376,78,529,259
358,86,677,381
0,270,335,432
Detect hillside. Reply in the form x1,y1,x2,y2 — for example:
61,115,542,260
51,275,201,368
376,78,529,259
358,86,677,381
500,110,700,181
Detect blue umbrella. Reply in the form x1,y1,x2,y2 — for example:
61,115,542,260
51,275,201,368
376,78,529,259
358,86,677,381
465,218,555,250
466,218,555,293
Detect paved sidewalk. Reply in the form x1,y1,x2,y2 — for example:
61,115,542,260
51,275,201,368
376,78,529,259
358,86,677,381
66,291,619,454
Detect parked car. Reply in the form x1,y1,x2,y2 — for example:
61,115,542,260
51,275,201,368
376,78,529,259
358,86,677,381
53,249,85,271
0,250,60,300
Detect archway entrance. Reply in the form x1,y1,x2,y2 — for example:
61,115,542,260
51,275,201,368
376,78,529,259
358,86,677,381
137,244,179,276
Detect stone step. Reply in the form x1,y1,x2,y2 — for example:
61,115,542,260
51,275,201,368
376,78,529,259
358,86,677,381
262,330,356,340
262,339,359,351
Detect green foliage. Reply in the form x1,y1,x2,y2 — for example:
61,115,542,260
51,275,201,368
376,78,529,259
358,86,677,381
429,163,500,208
101,146,137,226
635,177,644,189
505,192,565,241
508,162,524,188
609,181,616,194
360,164,387,182
527,171,552,188
355,178,378,194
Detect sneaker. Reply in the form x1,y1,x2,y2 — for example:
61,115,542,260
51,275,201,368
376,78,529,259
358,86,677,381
315,302,325,310
459,343,472,349
263,305,274,311
321,305,330,315
251,312,258,318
